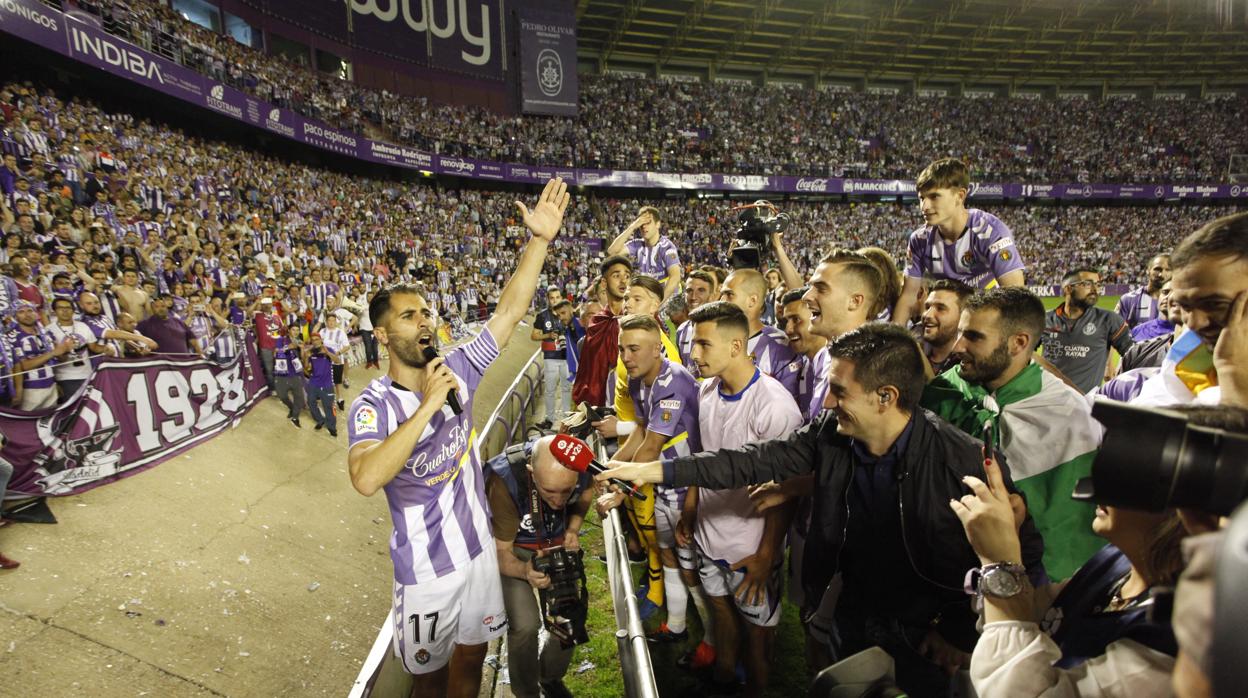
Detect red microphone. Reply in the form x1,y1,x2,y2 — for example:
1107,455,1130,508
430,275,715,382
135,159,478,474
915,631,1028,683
549,434,646,501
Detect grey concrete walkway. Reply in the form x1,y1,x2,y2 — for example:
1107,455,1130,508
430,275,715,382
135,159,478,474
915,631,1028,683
0,329,539,697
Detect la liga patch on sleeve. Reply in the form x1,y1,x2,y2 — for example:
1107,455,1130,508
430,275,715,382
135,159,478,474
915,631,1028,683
354,405,379,434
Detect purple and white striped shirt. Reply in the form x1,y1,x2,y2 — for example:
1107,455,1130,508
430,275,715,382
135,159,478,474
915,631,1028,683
1115,287,1160,329
212,325,240,362
83,313,121,363
748,325,799,397
795,348,831,423
904,208,1025,289
623,236,681,282
10,326,57,389
347,329,501,585
304,282,338,313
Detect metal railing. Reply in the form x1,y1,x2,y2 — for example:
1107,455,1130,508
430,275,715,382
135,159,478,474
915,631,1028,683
477,349,545,463
348,348,543,698
596,436,660,698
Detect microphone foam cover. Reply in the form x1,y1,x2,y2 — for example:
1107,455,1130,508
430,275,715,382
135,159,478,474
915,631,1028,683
549,434,593,473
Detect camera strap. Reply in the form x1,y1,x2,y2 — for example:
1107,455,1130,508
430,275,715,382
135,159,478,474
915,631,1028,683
523,470,548,549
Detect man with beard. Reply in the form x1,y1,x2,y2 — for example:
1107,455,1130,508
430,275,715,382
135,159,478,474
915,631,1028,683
77,291,156,362
1124,211,1248,409
603,322,1046,697
346,178,570,697
1041,268,1133,394
1129,280,1178,343
922,287,1105,579
572,254,632,407
919,279,974,376
1116,253,1171,329
9,300,74,410
1123,281,1184,371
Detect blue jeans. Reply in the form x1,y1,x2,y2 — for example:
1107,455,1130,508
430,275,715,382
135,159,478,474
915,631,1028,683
306,384,336,435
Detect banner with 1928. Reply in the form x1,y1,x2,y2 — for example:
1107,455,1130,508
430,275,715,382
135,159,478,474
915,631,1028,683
0,342,268,498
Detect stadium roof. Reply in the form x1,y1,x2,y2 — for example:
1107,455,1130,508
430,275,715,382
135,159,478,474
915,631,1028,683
575,0,1248,88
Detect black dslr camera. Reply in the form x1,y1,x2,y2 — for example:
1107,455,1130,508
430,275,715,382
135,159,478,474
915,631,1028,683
1077,400,1248,516
729,200,789,270
532,547,590,648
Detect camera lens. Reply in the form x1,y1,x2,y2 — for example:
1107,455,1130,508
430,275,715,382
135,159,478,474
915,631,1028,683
1088,400,1248,516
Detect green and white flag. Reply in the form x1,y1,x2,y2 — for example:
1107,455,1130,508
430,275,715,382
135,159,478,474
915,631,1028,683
922,362,1105,580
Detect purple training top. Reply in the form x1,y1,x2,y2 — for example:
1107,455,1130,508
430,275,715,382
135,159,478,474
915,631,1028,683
347,329,500,585
624,236,681,282
904,208,1025,288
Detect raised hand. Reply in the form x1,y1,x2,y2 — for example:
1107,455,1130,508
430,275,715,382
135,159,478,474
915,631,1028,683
514,177,570,243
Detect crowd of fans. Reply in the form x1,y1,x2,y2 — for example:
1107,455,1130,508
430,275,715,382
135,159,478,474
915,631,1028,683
0,16,1243,696
0,76,1242,414
57,0,1248,182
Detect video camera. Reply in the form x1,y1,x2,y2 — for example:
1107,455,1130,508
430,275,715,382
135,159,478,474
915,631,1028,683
1077,400,1248,516
729,200,789,270
532,546,590,648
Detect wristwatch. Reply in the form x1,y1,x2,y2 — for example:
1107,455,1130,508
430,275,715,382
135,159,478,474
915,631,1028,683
964,562,1027,599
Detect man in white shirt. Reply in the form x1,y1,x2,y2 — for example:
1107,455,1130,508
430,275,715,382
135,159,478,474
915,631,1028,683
656,300,803,694
319,312,351,410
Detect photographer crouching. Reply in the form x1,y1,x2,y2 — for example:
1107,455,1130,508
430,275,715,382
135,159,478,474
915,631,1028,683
486,434,594,698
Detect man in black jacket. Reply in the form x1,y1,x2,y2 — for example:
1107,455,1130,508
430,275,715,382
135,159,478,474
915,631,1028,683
601,322,1047,696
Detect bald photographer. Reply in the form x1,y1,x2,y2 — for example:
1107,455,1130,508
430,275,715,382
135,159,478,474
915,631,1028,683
486,434,594,698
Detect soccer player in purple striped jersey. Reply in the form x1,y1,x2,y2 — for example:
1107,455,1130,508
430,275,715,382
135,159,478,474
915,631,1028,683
779,288,830,423
719,269,799,398
346,177,571,696
606,206,683,299
893,158,1026,324
609,314,715,655
1115,253,1171,329
675,269,718,373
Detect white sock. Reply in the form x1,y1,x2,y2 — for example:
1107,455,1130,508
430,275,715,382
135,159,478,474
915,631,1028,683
663,566,688,634
688,583,715,647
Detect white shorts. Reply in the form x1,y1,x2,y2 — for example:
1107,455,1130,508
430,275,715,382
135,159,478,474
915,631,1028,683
391,548,508,675
698,557,783,628
654,495,699,571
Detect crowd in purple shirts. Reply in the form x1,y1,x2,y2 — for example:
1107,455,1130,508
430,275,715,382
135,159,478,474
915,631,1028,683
57,0,1248,183
2,77,1245,413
